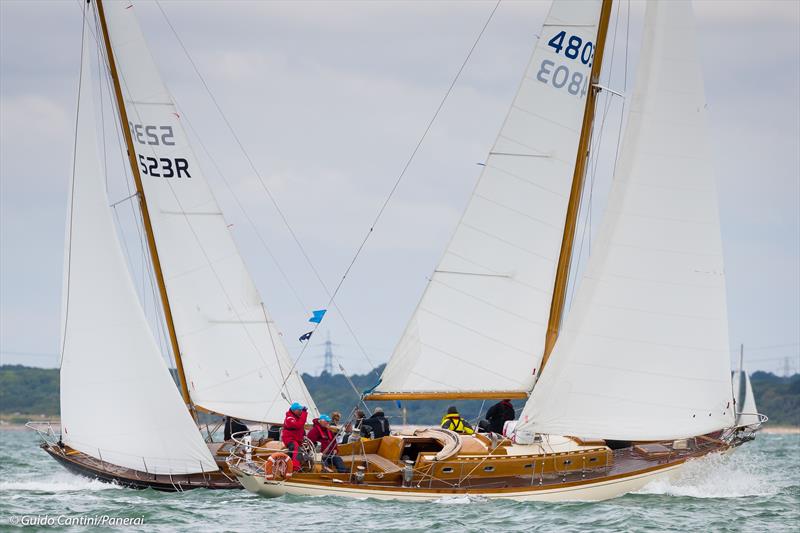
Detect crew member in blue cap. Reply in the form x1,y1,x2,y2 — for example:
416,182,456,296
282,402,308,470
308,414,347,473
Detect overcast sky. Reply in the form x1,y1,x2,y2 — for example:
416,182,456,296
1,0,798,377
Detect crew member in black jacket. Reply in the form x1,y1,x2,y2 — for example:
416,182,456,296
361,407,391,438
485,399,515,434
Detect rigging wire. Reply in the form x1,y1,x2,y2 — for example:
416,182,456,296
152,0,382,381
60,0,90,368
153,0,502,400
268,0,504,397
565,0,623,310
566,0,630,311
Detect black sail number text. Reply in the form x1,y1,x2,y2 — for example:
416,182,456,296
138,154,191,178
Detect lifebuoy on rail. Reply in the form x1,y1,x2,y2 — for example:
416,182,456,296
264,452,294,481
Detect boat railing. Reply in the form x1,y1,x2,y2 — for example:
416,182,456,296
227,429,318,473
722,413,769,443
25,420,61,447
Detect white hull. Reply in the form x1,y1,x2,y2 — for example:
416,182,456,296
234,461,687,502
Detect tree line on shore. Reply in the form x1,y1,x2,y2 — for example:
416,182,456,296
1,364,798,427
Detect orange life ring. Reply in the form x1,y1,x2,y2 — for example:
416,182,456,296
264,452,294,480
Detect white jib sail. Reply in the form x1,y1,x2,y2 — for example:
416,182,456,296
733,371,760,427
59,20,217,475
517,0,735,441
374,0,604,396
101,1,316,422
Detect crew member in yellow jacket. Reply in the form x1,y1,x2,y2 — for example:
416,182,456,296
440,406,474,434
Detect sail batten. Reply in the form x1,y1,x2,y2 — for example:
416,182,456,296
373,0,605,397
101,0,317,422
59,16,218,474
517,0,734,441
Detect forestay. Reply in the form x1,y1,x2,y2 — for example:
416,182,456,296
517,0,735,440
59,22,217,475
102,1,316,422
373,0,604,396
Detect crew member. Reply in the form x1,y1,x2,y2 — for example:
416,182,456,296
485,399,515,435
308,414,348,473
440,406,474,434
361,407,390,439
282,402,308,470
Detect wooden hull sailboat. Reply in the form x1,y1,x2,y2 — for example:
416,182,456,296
29,0,318,491
228,430,752,502
231,0,766,501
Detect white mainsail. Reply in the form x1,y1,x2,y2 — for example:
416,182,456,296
373,0,604,397
101,1,316,422
59,21,218,475
517,0,735,441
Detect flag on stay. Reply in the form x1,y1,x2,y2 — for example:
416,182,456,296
298,331,313,342
308,309,327,324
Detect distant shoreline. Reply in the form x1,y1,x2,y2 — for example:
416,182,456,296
760,426,800,434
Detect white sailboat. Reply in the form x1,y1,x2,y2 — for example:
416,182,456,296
229,0,765,501
28,0,317,491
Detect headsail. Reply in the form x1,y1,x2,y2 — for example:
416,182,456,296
368,0,605,399
100,0,316,422
517,0,735,441
733,371,760,427
59,19,218,474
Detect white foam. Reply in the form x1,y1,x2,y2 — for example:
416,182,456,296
433,494,487,505
0,472,123,493
636,451,778,499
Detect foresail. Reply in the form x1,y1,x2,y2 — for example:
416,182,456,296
517,0,735,440
101,0,316,422
371,1,604,397
733,371,760,427
59,20,217,475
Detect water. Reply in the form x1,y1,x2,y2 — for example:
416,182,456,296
1,430,798,532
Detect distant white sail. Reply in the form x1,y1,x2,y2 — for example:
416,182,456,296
102,1,317,422
517,0,735,441
59,22,218,475
373,0,604,397
733,371,760,427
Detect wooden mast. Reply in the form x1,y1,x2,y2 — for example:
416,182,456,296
539,0,614,376
94,0,194,411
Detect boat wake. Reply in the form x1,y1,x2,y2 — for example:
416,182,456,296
0,472,122,493
636,451,777,499
432,494,488,505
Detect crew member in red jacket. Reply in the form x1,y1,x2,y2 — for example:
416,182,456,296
307,414,348,473
282,402,308,470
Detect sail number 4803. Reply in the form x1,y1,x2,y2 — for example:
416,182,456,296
536,60,588,98
535,30,594,98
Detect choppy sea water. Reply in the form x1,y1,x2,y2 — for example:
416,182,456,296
1,429,797,532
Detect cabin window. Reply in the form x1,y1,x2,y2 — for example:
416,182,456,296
563,460,572,465
441,467,454,474
524,463,533,469
483,466,495,472
589,457,598,462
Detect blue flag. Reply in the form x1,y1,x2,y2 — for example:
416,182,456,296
308,309,327,324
